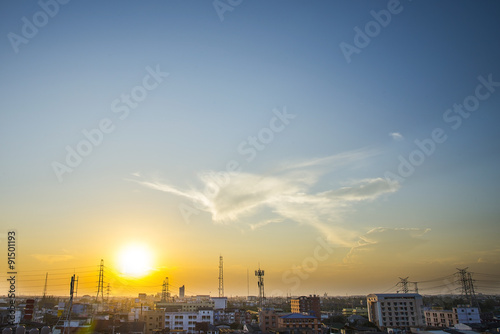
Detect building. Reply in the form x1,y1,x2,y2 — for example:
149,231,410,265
213,308,252,325
454,306,480,324
164,309,214,334
139,310,165,334
423,306,480,327
155,300,215,312
277,313,321,333
367,293,424,331
259,308,279,332
342,307,368,318
291,295,321,319
424,308,457,327
179,285,185,299
211,297,228,310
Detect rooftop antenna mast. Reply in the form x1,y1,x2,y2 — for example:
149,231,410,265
218,256,224,297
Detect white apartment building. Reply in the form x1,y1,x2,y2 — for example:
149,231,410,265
211,297,228,310
367,293,425,330
164,309,214,333
454,306,480,324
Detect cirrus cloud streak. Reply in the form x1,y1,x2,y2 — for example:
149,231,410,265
134,150,400,247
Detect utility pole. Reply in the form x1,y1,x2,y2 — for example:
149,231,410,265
65,275,76,334
397,277,409,293
218,256,224,297
167,277,171,301
396,277,419,293
75,276,79,298
96,259,104,303
43,273,48,299
456,268,477,307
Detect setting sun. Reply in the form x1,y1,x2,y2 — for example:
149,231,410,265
117,244,154,277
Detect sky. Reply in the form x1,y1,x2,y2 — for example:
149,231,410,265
1,0,500,298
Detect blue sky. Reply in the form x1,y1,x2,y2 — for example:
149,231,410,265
1,1,500,296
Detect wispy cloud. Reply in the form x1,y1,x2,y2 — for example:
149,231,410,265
344,227,430,264
389,132,404,141
476,248,500,264
134,149,400,247
249,218,284,231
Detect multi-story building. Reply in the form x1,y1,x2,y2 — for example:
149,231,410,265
164,309,214,334
291,295,321,319
277,313,321,333
423,306,480,327
155,300,215,312
367,293,424,331
139,310,165,334
424,308,456,327
259,308,279,332
454,306,480,324
214,308,252,325
211,297,228,310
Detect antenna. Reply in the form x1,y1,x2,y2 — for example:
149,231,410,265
247,269,249,298
218,256,224,297
255,266,265,308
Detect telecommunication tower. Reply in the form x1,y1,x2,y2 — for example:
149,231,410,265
255,267,265,308
218,256,224,297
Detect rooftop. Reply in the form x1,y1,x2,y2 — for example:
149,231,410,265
279,313,316,320
367,293,422,298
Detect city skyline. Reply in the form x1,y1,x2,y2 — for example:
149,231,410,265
1,1,500,298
